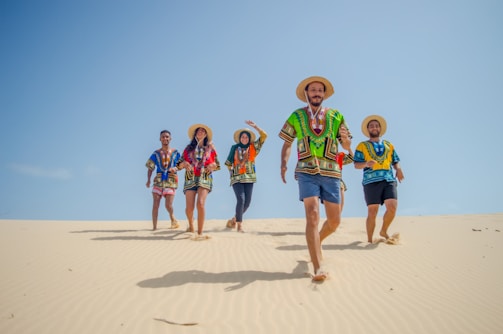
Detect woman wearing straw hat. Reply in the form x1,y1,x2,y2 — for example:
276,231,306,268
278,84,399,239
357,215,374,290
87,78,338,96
354,115,404,244
279,76,352,281
224,120,267,232
177,124,220,239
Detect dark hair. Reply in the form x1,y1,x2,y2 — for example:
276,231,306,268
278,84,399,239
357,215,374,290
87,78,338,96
160,130,171,136
305,82,326,92
185,128,209,151
239,131,251,141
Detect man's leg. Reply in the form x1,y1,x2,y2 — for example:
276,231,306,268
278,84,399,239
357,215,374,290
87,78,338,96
152,193,162,230
380,198,397,239
366,204,379,242
165,193,176,224
303,196,322,274
319,201,342,243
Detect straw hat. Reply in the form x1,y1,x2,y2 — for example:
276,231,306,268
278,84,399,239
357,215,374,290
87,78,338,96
187,123,213,141
233,128,256,144
361,115,387,138
296,76,334,102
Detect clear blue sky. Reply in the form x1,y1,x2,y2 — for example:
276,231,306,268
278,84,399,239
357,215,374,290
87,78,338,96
1,0,502,221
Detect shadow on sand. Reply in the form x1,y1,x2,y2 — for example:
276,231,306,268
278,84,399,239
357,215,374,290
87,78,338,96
137,261,310,291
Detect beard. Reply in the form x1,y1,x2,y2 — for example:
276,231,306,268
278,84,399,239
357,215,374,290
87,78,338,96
308,96,323,107
369,131,380,138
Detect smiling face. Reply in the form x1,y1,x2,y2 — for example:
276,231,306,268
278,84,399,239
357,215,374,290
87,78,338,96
160,131,171,146
239,132,250,145
195,127,207,141
305,81,325,107
367,120,381,138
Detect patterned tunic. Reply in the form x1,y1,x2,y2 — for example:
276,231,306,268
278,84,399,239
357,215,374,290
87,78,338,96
145,148,181,189
225,130,267,186
177,144,220,192
279,107,349,178
354,140,400,185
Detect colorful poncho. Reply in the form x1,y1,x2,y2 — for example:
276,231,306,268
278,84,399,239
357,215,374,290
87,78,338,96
279,107,349,178
354,139,400,185
225,130,267,186
145,148,181,189
177,143,220,192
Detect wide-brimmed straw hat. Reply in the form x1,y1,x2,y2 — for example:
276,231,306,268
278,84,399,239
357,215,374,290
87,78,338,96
296,76,334,102
361,115,387,138
233,128,256,144
187,123,213,141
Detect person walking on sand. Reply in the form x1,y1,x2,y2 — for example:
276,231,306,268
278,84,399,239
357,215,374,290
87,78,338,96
353,115,404,244
145,130,181,231
225,120,267,232
177,124,220,240
279,76,352,281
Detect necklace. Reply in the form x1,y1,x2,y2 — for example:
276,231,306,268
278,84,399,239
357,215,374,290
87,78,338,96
307,107,325,134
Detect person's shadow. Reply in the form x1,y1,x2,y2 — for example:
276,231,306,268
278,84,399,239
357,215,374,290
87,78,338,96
137,261,309,291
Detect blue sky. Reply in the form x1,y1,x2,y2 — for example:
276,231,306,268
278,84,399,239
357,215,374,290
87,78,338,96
1,0,502,221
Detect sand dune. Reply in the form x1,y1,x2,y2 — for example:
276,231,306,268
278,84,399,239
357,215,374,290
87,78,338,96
1,214,502,333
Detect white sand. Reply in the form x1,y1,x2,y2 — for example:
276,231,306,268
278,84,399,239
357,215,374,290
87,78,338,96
1,214,502,334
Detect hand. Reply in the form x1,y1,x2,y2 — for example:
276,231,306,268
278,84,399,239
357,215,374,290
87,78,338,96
366,160,377,168
246,120,260,131
206,163,217,172
245,120,256,127
146,180,150,188
281,166,287,184
340,136,351,150
395,168,405,183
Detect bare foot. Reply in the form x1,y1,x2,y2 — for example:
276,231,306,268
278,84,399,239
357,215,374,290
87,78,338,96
226,217,236,229
385,232,400,245
237,223,244,233
379,231,389,239
312,269,328,282
191,234,211,241
170,220,179,229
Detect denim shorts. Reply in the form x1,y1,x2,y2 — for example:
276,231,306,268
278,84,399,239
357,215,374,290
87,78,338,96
296,172,341,204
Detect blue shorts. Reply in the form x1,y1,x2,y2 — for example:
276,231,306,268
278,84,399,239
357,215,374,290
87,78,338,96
296,172,341,204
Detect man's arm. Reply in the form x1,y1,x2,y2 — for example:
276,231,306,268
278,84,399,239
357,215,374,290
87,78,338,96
393,162,404,183
280,141,292,183
146,169,153,188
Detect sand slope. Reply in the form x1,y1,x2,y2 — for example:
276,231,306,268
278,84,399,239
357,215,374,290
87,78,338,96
1,214,502,334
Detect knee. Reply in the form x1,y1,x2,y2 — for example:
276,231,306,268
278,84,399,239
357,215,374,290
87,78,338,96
386,201,398,214
367,206,379,217
196,200,206,210
325,219,340,233
305,205,319,222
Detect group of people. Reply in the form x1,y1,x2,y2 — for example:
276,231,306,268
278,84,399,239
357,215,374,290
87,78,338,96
146,120,266,240
146,75,405,280
280,76,404,281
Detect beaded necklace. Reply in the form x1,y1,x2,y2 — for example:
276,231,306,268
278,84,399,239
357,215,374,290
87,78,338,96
304,91,325,135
